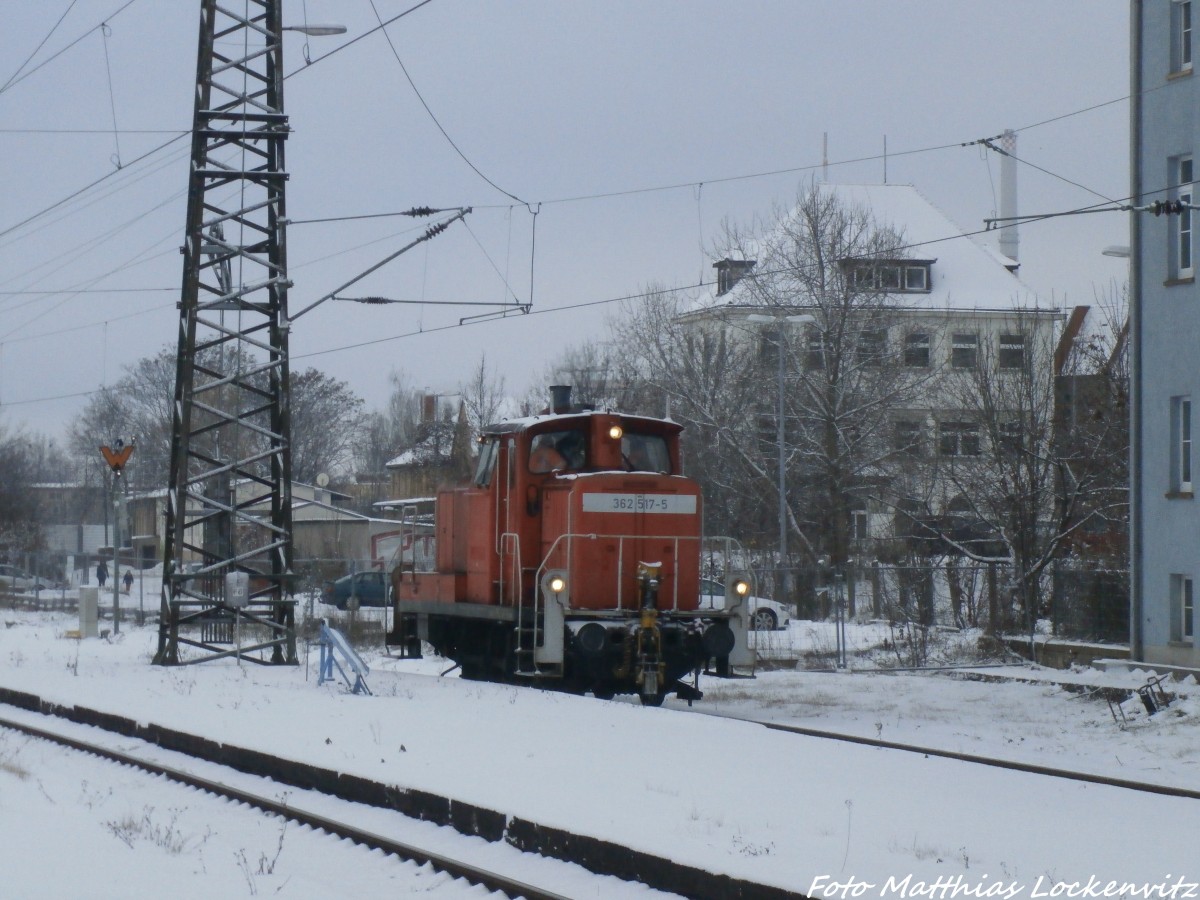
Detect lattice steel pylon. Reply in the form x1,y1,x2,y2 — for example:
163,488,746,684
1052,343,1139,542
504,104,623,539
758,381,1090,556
153,0,296,665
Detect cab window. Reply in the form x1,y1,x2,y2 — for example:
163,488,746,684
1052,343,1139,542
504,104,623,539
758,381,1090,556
529,429,586,473
474,438,499,486
621,433,671,473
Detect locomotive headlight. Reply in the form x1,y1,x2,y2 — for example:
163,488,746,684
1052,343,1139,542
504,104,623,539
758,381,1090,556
541,569,570,605
608,424,623,440
733,579,750,598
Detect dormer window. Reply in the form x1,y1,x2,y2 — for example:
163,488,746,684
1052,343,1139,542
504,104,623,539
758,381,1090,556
844,259,933,293
904,265,928,291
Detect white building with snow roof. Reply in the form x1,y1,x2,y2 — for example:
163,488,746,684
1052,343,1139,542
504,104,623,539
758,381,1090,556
680,182,1066,550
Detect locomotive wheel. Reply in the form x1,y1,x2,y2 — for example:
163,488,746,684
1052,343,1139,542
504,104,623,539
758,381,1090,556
639,692,665,707
591,685,616,700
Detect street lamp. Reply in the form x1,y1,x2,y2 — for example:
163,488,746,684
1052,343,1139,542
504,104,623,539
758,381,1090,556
283,22,347,65
746,313,816,573
282,24,347,35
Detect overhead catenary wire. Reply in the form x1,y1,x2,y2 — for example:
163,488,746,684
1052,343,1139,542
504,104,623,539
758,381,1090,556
0,0,137,97
0,213,449,348
99,22,122,168
0,0,437,246
289,208,473,322
967,135,1117,204
0,0,79,94
290,194,1146,365
0,132,187,242
0,139,191,259
0,3,1143,419
368,0,524,206
0,190,1147,411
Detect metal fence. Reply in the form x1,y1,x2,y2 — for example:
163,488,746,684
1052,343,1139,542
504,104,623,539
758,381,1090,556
5,550,1128,645
753,560,1129,643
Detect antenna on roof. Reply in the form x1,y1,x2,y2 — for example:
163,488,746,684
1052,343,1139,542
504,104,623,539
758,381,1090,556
883,135,888,184
822,133,828,182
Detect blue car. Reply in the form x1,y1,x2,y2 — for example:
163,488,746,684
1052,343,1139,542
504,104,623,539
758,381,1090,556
321,570,389,610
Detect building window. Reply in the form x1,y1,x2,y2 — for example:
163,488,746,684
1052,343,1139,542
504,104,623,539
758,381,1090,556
952,333,979,369
905,265,928,291
894,420,923,457
850,506,869,542
848,266,873,290
999,333,1026,370
1172,155,1194,278
1173,396,1193,493
758,327,784,370
856,329,887,366
1174,1,1193,73
939,421,981,457
904,332,930,368
997,420,1023,455
804,327,825,370
845,259,932,293
1171,574,1194,642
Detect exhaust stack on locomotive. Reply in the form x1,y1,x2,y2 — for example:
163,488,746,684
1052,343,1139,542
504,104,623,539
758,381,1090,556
386,386,753,704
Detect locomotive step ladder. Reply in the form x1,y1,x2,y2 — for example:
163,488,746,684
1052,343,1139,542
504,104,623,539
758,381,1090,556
387,612,423,659
511,613,563,677
513,616,540,674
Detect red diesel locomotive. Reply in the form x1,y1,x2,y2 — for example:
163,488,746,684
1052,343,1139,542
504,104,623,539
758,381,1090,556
386,386,752,704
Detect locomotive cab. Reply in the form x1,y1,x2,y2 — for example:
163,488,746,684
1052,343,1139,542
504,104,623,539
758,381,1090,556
388,387,750,704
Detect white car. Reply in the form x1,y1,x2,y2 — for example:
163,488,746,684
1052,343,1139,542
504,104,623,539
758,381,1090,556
0,565,47,592
698,577,791,631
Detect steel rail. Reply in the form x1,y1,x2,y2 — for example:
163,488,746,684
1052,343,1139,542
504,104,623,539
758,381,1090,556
0,713,572,900
739,717,1200,801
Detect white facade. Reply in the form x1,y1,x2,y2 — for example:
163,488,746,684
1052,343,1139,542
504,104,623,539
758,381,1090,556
683,183,1064,535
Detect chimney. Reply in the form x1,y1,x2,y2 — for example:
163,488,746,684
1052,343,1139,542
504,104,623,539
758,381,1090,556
421,393,437,423
999,129,1019,265
549,385,572,414
713,258,756,296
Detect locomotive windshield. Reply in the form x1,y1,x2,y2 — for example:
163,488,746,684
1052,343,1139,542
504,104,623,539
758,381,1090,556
529,429,586,473
621,432,671,473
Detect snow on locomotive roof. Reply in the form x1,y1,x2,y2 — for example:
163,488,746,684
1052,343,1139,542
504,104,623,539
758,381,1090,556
481,408,680,435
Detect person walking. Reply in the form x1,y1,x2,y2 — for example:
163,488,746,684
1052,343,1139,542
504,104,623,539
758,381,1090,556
96,561,108,588
122,569,133,594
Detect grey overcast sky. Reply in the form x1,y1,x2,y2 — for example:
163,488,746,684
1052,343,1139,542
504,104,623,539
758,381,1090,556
0,1,1131,442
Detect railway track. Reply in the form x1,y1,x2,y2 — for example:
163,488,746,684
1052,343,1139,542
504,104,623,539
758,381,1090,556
690,709,1200,801
0,709,584,900
0,691,797,900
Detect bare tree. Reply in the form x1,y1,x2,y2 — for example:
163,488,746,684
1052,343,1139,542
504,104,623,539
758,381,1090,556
611,286,768,541
0,425,42,557
459,353,507,439
352,369,422,477
925,305,1128,630
287,368,365,484
1056,285,1129,569
533,341,649,414
71,345,367,489
70,352,175,490
713,185,934,578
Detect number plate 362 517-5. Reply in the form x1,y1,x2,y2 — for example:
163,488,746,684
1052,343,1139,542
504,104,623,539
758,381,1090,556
581,493,697,514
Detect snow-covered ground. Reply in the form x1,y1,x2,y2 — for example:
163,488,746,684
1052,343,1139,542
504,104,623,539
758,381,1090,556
1,598,1197,899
